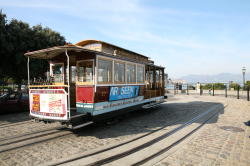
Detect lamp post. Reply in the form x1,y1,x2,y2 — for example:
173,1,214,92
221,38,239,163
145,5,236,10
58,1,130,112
242,67,246,90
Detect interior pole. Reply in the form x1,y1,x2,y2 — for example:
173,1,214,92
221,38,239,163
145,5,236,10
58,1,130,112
65,49,71,119
27,57,30,86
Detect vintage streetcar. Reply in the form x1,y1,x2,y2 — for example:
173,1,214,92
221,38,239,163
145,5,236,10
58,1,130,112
25,40,166,129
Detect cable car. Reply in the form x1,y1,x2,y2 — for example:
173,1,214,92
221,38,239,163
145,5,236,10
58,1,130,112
25,40,166,129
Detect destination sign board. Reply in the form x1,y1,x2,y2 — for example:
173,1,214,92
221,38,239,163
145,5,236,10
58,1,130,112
109,86,139,101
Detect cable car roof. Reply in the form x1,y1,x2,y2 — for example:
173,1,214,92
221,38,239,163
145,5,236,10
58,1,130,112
75,39,148,59
24,45,92,59
24,40,164,69
25,40,149,59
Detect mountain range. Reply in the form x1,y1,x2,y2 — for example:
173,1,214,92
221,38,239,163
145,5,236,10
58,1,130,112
177,73,250,84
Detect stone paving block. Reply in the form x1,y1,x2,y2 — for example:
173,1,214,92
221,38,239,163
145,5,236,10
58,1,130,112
1,95,250,166
155,96,250,166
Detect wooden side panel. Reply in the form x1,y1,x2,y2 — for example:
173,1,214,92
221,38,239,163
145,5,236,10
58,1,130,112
101,43,149,63
94,86,110,103
144,89,164,99
139,85,145,96
76,86,94,103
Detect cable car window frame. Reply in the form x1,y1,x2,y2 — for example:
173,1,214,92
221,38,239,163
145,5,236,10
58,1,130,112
96,55,146,86
97,57,113,84
114,60,125,84
76,60,94,85
137,64,145,83
126,62,136,84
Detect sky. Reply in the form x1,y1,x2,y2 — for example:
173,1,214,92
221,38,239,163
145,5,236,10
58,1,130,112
1,0,250,79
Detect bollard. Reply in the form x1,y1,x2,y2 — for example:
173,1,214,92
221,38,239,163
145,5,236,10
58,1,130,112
200,85,202,96
247,86,249,101
225,87,227,98
212,84,215,96
237,86,239,99
187,84,189,95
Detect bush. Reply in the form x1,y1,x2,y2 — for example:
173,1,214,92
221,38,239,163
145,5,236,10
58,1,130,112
245,81,250,89
229,83,240,90
202,83,212,90
203,83,226,90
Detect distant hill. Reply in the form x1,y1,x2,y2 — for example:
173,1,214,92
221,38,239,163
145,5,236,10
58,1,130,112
178,73,250,84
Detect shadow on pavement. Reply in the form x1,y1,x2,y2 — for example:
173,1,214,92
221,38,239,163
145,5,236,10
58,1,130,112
72,100,224,139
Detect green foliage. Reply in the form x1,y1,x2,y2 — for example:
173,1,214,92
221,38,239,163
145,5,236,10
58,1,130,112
202,83,212,90
202,83,226,90
213,83,226,90
229,82,240,90
245,81,250,88
0,11,66,85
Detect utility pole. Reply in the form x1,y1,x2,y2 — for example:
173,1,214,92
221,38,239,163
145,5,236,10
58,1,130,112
242,67,246,90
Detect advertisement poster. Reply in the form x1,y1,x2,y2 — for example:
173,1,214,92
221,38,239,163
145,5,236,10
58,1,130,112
109,86,139,101
29,89,67,120
32,94,40,112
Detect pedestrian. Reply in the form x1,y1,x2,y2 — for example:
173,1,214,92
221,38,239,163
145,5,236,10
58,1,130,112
208,88,211,95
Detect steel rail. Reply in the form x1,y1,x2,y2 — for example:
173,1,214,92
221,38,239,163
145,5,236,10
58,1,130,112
133,107,222,165
85,104,224,166
47,105,216,166
0,130,72,153
0,121,30,128
0,127,66,146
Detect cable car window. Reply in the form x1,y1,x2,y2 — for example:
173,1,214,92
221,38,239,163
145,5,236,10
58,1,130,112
98,59,112,83
78,61,93,83
71,66,76,83
137,65,144,83
114,62,125,83
51,64,64,83
159,69,163,87
126,63,136,83
156,70,160,88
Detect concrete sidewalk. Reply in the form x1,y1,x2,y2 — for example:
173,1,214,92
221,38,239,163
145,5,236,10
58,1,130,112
155,96,250,166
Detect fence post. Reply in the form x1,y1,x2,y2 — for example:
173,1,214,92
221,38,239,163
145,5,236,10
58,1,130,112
247,86,249,101
237,86,239,99
212,84,214,96
200,85,202,95
174,84,176,95
187,84,189,95
225,87,227,98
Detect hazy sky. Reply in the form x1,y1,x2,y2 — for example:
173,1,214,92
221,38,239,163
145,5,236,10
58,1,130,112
1,0,250,78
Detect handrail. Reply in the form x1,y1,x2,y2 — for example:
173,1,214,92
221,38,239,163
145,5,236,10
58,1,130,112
28,85,69,88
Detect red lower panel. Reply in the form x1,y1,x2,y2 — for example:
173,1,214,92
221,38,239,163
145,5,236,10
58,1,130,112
76,86,94,103
94,86,110,103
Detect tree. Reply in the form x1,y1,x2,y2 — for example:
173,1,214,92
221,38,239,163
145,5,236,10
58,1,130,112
4,19,33,85
229,82,240,90
245,81,250,89
0,11,7,79
0,11,66,88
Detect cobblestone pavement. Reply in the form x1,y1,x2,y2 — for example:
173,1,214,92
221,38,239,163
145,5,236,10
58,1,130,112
0,95,249,166
155,95,250,166
0,96,218,166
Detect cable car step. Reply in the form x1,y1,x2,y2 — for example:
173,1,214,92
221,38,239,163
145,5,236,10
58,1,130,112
70,107,77,111
142,102,164,109
70,113,88,119
71,121,94,130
